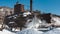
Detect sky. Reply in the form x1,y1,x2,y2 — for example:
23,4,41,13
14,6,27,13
0,0,60,15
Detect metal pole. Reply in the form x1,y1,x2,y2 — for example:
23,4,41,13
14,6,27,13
30,0,32,12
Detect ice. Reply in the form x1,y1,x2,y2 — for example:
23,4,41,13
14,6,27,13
0,29,15,34
43,28,60,34
16,28,43,34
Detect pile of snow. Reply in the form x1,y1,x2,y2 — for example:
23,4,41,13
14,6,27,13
0,29,15,34
0,24,2,28
23,12,31,17
16,28,43,34
43,28,60,34
51,17,60,25
25,15,42,28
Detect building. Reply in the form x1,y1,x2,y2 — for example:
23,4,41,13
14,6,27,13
14,2,24,14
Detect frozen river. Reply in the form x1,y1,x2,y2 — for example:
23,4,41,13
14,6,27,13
16,27,60,34
0,27,60,34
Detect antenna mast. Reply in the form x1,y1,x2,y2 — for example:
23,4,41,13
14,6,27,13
30,0,32,12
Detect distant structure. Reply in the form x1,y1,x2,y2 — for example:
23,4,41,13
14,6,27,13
0,7,14,16
0,6,14,28
14,1,24,14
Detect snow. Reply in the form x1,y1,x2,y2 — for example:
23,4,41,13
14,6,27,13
25,15,42,28
13,28,60,34
0,29,15,34
23,12,31,15
8,16,12,18
43,28,60,34
0,8,3,11
23,12,31,17
1,14,60,34
0,24,2,28
16,28,43,34
12,28,20,32
51,17,60,25
9,22,15,24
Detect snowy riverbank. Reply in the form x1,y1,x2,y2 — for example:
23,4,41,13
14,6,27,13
0,27,60,34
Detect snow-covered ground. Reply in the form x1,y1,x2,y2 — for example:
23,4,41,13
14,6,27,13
43,28,60,34
0,24,59,34
0,29,15,34
15,28,60,34
25,15,42,29
16,28,43,34
0,14,60,34
15,15,60,34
